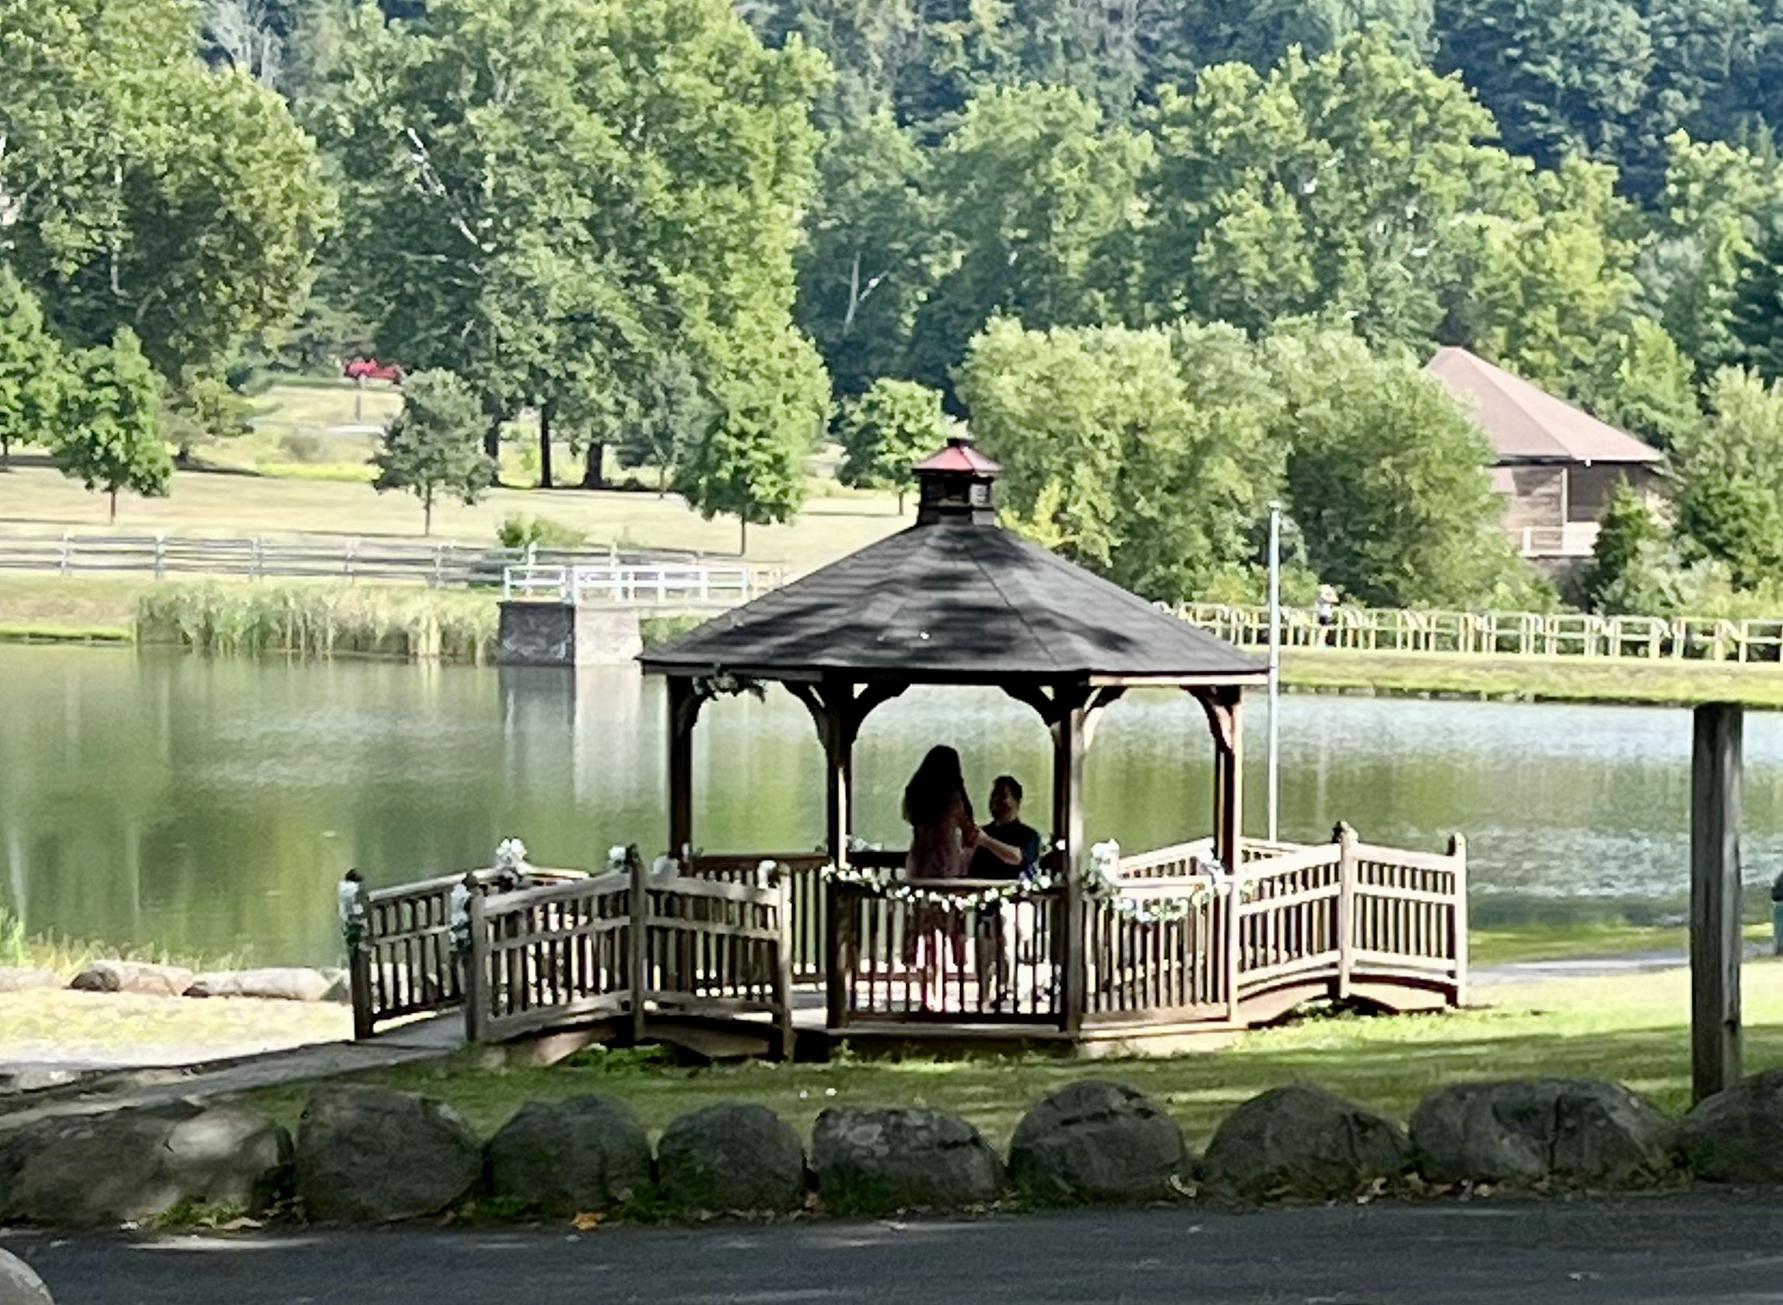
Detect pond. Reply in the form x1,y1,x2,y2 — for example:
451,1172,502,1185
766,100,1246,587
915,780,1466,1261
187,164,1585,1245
2,645,1779,966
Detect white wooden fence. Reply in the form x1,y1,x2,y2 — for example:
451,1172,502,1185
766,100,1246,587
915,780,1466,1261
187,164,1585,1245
501,562,780,607
0,531,719,591
1179,602,1783,663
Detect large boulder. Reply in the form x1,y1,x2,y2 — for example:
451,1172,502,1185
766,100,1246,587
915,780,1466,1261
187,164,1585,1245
1679,1068,1783,1183
484,1096,652,1216
0,968,59,994
1203,1086,1410,1202
68,960,194,998
811,1107,1002,1212
657,1103,805,1213
0,1104,289,1227
1412,1079,1677,1188
1008,1080,1187,1202
296,1087,481,1222
0,1249,55,1304
183,968,337,1002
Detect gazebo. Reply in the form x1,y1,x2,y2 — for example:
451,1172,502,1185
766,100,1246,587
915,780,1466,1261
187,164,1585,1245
639,440,1468,1050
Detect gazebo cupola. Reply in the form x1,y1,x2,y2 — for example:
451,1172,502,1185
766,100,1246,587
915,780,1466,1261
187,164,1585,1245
914,435,1001,526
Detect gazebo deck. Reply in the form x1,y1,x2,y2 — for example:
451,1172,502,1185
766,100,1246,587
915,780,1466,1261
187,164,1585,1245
347,830,1465,1056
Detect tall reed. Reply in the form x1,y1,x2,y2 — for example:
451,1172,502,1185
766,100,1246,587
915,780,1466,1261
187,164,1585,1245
136,583,499,663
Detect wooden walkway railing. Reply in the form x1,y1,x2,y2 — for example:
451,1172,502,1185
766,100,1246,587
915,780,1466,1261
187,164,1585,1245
1179,602,1783,663
350,855,794,1055
348,865,595,1039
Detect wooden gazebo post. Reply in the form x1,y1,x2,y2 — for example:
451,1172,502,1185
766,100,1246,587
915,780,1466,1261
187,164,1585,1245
1052,684,1089,1035
665,677,700,859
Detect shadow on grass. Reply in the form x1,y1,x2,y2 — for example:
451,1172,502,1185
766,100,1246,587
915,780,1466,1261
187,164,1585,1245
247,1017,1783,1153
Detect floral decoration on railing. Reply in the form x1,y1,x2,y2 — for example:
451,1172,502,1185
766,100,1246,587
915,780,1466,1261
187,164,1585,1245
494,837,531,876
1085,840,1219,924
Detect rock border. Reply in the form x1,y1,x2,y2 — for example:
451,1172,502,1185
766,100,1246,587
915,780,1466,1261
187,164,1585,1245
5,1072,1778,1231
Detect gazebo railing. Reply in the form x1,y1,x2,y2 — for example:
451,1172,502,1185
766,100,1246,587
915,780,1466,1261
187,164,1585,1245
827,880,1067,1027
824,830,1467,1037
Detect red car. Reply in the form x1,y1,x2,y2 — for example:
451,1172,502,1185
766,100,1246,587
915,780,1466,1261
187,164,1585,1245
343,358,404,383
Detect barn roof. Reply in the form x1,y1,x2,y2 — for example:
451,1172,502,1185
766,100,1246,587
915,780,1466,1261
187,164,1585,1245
641,441,1265,686
1427,347,1662,466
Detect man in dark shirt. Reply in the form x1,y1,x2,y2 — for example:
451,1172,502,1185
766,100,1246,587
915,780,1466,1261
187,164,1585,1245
972,775,1042,879
973,775,1042,1010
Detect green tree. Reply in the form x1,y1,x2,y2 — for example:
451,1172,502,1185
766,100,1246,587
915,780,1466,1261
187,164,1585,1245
372,370,493,535
0,268,64,468
320,0,824,482
956,317,1285,599
1139,34,1528,350
1433,0,1653,172
1640,133,1783,378
1266,328,1533,607
797,107,938,396
1581,480,1667,610
677,319,831,555
52,328,170,523
613,352,716,496
1670,366,1783,585
1730,218,1783,382
836,378,950,512
1461,159,1644,396
0,0,331,382
1586,317,1701,448
909,82,1147,394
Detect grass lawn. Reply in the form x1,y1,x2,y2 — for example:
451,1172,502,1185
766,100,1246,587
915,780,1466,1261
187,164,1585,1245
0,460,904,566
1284,648,1783,709
244,960,1783,1152
0,575,148,641
1470,921,1770,967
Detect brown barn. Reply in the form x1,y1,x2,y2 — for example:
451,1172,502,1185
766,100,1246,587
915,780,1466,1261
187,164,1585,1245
1426,347,1662,560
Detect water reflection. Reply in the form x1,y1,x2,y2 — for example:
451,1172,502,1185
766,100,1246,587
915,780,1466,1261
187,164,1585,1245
0,645,1777,964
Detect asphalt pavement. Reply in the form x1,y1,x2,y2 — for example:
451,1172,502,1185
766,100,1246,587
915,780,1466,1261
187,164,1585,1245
11,1191,1783,1305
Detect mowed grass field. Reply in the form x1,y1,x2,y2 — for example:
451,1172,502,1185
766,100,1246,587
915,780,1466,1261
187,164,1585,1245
1285,648,1783,709
0,378,904,561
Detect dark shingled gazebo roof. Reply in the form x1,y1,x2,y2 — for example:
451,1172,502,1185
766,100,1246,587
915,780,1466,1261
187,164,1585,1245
641,443,1266,685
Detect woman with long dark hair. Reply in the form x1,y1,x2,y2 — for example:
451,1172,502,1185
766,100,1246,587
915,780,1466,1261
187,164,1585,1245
901,746,1018,1007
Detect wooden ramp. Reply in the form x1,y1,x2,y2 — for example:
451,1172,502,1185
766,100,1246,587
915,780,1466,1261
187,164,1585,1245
351,858,797,1058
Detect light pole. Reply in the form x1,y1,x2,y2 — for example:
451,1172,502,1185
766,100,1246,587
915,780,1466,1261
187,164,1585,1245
1267,503,1282,843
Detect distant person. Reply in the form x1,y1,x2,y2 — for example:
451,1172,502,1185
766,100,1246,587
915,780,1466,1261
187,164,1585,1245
1316,584,1339,646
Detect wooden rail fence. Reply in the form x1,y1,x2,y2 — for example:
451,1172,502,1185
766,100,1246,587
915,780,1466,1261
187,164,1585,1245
0,531,739,592
1180,602,1783,663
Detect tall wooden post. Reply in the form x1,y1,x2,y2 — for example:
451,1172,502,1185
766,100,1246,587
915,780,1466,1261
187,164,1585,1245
1052,691,1088,1036
1334,822,1357,1001
463,890,487,1044
630,848,650,1045
1692,702,1744,1103
666,677,698,859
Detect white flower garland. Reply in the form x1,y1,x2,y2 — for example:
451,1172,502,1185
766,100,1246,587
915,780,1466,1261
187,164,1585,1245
494,838,531,876
820,862,1059,913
